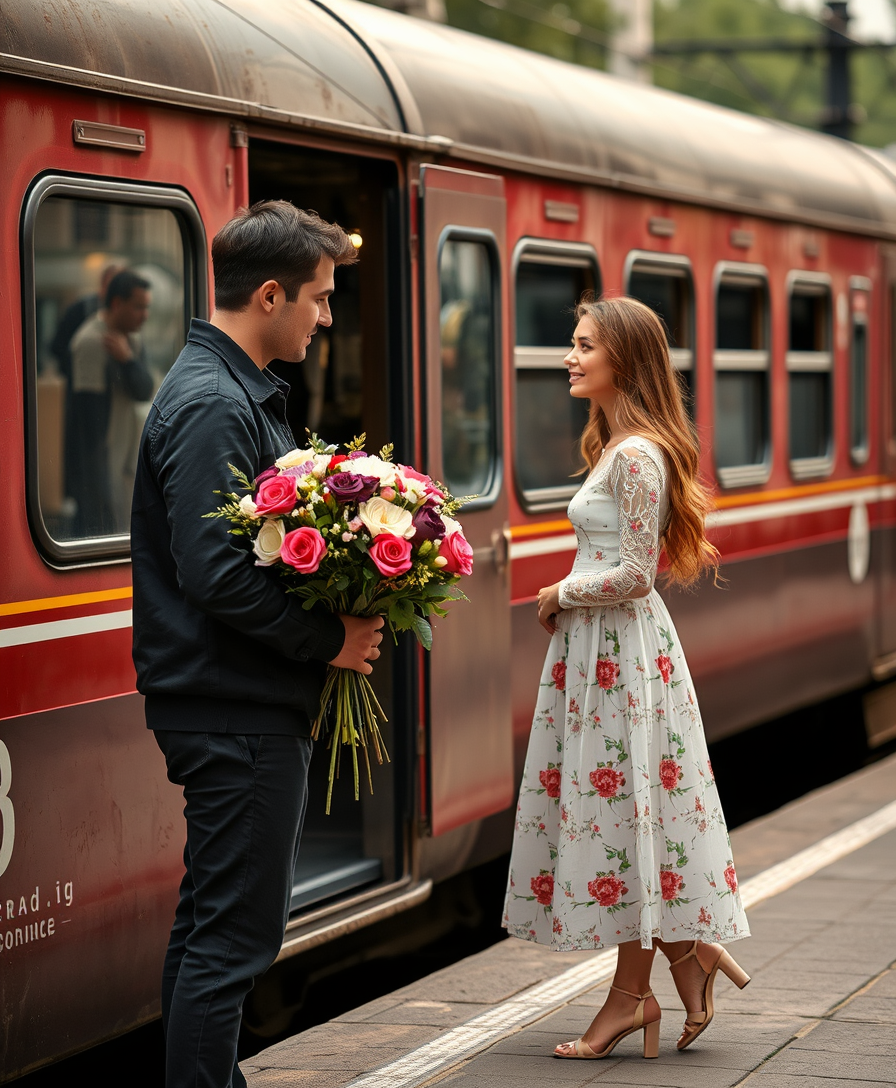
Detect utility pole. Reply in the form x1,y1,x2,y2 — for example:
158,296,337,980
609,0,653,84
821,2,854,139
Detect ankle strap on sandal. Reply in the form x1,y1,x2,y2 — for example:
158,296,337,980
668,940,699,968
610,985,654,1029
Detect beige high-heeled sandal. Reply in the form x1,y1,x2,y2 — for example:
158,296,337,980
554,985,661,1059
668,941,751,1051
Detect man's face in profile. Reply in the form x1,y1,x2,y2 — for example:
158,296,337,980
110,288,151,334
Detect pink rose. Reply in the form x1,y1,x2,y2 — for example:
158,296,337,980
368,534,413,577
589,766,625,798
551,661,566,692
280,527,327,573
587,874,628,906
659,758,682,792
724,865,738,894
440,531,473,576
656,654,674,683
530,873,554,906
255,475,298,516
539,767,561,798
661,870,684,901
595,658,620,689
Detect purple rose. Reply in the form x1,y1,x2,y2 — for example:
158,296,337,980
255,465,279,487
326,472,380,503
412,505,446,542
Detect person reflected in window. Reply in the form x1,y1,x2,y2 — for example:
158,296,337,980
49,262,124,383
69,270,154,536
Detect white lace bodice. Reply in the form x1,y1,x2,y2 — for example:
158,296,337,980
558,437,668,608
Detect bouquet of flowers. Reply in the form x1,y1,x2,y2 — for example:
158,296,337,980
205,433,473,812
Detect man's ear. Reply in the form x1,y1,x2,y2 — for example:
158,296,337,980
257,280,281,314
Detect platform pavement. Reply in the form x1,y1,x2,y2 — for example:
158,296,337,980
243,751,896,1088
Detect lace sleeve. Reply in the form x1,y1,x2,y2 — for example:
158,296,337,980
558,445,665,607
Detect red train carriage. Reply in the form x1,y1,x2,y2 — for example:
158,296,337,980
1,0,895,1078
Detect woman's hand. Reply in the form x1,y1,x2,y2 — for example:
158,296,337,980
537,583,563,634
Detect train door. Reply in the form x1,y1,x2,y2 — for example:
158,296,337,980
246,142,406,912
874,257,896,678
419,165,513,838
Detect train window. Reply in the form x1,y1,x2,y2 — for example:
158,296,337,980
513,243,598,508
788,277,833,478
439,237,499,499
713,268,770,487
514,255,594,502
24,177,204,562
850,288,870,464
625,254,695,411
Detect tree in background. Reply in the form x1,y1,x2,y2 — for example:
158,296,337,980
366,0,896,148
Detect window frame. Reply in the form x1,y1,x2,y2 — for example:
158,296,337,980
786,270,834,480
849,276,872,467
511,237,600,511
712,261,772,489
435,226,503,512
623,250,696,404
22,174,207,566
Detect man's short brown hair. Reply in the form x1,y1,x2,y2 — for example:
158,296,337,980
212,201,358,312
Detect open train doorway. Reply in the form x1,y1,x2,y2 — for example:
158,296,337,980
247,141,408,916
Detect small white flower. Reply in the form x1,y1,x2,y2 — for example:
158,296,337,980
440,514,465,538
345,455,397,486
433,555,448,568
238,494,259,518
341,531,354,542
252,518,285,566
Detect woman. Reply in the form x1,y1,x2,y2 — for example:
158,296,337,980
502,296,750,1060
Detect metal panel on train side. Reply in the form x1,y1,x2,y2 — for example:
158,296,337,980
420,165,513,838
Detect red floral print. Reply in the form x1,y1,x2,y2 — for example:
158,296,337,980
552,915,563,934
660,870,684,900
551,660,566,692
595,658,620,689
531,873,554,906
539,767,561,798
656,654,673,683
587,874,628,906
724,865,738,894
589,766,626,798
698,906,712,925
659,758,682,791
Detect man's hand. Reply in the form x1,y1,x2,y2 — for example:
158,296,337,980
103,330,132,363
329,615,385,675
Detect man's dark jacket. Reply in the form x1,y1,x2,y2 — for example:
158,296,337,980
131,319,344,735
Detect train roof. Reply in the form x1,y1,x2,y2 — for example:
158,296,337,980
4,0,896,237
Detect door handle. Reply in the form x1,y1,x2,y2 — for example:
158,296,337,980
491,524,512,577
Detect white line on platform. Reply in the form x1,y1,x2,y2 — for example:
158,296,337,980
346,798,896,1088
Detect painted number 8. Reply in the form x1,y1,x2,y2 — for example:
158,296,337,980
0,739,14,879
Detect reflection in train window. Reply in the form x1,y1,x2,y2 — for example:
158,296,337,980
33,197,190,544
788,278,832,477
514,252,596,506
851,295,869,463
714,271,770,486
626,257,695,411
439,238,499,498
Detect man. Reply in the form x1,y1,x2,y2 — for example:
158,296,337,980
131,201,383,1088
69,269,154,535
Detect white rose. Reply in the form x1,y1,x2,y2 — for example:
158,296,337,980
238,494,259,518
275,447,315,469
395,471,427,505
344,456,397,487
252,518,285,566
358,496,415,539
312,453,332,477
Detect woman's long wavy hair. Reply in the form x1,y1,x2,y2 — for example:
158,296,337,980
575,295,719,586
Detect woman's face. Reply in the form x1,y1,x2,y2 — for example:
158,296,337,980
564,318,614,402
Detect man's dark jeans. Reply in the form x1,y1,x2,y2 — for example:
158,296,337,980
155,730,313,1088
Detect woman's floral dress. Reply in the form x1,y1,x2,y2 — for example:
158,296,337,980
503,437,749,951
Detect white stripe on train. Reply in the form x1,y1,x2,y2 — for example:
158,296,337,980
510,482,896,560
